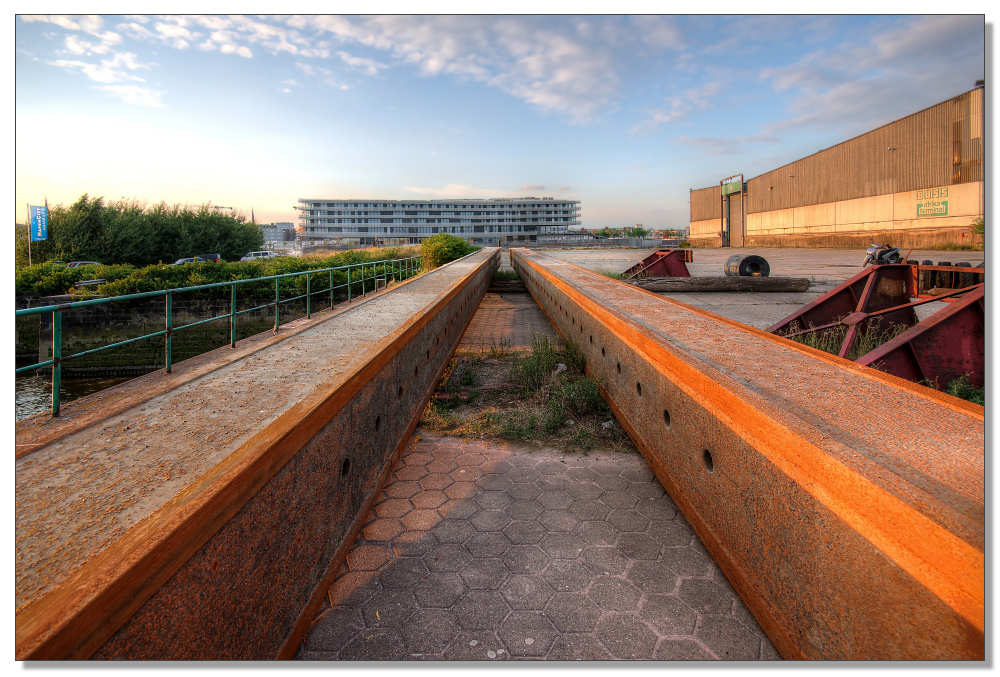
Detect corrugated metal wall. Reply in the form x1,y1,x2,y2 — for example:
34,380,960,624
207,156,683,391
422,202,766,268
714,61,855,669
690,185,722,222
744,88,983,214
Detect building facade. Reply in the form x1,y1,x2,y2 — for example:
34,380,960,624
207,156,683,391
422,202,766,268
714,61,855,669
689,86,984,248
295,198,580,246
260,222,295,247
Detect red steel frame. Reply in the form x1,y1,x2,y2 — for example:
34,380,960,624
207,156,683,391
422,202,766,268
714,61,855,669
622,249,692,279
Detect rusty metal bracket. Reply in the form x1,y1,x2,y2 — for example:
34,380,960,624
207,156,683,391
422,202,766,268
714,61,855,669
622,248,692,279
510,247,983,660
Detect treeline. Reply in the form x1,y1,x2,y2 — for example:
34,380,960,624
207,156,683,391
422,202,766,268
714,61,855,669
16,195,264,268
15,246,420,299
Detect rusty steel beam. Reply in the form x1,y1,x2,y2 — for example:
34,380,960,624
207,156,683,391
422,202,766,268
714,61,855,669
16,248,500,660
510,248,984,661
622,248,692,279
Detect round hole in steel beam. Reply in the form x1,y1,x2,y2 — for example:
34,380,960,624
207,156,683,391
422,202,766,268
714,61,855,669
414,366,419,378
663,409,671,428
589,335,593,344
398,385,404,399
341,456,352,478
375,416,381,432
602,347,606,358
636,382,642,397
426,349,431,360
617,362,621,375
703,449,714,473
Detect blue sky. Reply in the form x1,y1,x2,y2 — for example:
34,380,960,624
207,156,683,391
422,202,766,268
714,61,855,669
14,13,987,230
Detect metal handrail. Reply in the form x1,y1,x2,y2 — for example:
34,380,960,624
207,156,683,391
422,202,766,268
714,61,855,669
16,255,422,416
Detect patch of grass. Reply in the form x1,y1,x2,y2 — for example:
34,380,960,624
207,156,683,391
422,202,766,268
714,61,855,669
492,269,521,281
483,336,513,360
783,318,909,361
562,338,586,373
597,269,624,280
944,374,985,405
511,334,561,393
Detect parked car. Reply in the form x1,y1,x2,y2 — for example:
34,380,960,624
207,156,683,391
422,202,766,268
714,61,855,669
66,261,100,268
49,260,66,266
196,253,221,262
240,251,281,262
170,257,197,266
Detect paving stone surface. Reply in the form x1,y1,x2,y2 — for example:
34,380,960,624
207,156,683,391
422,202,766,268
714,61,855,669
296,431,779,661
456,292,558,354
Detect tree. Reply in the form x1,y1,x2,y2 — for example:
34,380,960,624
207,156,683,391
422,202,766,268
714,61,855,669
421,233,477,269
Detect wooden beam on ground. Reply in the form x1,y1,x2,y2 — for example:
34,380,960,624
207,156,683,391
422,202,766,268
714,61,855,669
625,276,811,293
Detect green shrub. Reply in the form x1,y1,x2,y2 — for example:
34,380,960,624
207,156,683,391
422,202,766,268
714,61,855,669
421,233,477,270
945,374,985,405
511,334,560,393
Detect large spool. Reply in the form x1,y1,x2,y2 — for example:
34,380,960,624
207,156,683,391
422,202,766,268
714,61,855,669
724,254,770,277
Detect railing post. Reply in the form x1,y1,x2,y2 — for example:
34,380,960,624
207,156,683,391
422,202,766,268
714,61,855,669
329,270,334,309
347,267,352,302
230,284,236,348
361,264,365,297
306,272,311,319
274,278,280,332
51,309,62,417
165,292,173,374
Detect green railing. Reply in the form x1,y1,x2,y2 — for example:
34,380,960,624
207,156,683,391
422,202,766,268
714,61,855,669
16,256,422,416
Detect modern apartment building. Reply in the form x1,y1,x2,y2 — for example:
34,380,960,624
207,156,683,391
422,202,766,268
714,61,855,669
295,197,580,246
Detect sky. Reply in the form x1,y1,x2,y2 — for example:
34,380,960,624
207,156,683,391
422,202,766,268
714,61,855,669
13,12,988,230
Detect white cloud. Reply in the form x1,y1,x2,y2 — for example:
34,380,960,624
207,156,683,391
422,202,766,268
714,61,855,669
97,84,164,107
404,184,527,199
522,185,546,191
336,51,385,76
633,81,723,133
49,51,147,84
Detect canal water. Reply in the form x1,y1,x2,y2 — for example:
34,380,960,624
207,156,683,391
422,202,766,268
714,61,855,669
15,374,134,422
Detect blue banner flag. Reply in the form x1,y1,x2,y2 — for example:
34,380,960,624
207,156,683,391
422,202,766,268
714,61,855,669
30,205,48,241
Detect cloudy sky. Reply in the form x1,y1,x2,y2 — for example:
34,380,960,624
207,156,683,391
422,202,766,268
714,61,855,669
14,13,986,229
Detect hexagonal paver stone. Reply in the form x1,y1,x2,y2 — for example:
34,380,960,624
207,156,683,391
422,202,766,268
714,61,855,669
419,473,454,491
535,475,570,492
606,510,650,533
414,572,467,608
547,634,614,660
620,464,656,483
453,590,512,630
535,459,567,475
594,474,631,492
347,543,393,572
564,466,598,482
435,519,478,544
401,609,460,655
452,466,485,482
541,560,593,593
695,615,764,660
465,531,512,558
538,509,580,533
378,556,429,589
505,500,544,521
543,593,603,633
469,509,511,533
574,520,619,546
362,518,405,542
498,611,558,658
653,639,716,660
509,453,538,467
443,632,511,661
536,490,574,510
395,464,429,482
475,490,513,510
507,467,541,484
566,482,603,500
457,452,487,466
438,498,480,520
628,481,666,501
501,544,550,575
338,627,407,660
476,473,512,492
427,458,458,474
302,607,364,653
361,589,418,628
661,546,715,578
679,578,736,616
424,543,473,572
636,497,678,521
640,594,698,636
615,532,662,560
626,560,680,595
596,614,658,659
391,530,439,557
569,499,611,521
328,571,381,607
539,533,587,560
445,482,478,500
479,459,514,475
460,557,511,590
401,508,444,532
433,444,464,458
402,451,434,468
589,577,642,612
500,574,553,610
374,498,414,518
579,545,629,575
385,481,423,499
649,520,694,547
506,483,542,501
503,521,546,545
600,490,640,511
411,490,448,510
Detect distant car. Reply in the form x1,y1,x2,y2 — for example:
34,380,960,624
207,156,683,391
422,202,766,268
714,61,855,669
170,257,197,266
49,260,66,266
66,261,100,268
240,251,281,262
196,253,221,263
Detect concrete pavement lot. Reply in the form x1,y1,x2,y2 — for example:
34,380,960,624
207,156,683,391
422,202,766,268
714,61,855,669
540,247,983,329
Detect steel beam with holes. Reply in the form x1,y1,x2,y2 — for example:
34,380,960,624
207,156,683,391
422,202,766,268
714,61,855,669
510,248,984,661
16,248,500,660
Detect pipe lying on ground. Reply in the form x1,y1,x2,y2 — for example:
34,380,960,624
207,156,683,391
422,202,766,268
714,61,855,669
510,247,983,661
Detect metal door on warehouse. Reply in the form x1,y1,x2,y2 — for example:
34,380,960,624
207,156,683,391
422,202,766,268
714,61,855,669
725,191,745,247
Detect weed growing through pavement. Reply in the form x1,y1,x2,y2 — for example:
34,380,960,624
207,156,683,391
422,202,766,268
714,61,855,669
782,317,909,360
492,269,521,281
920,373,985,405
419,333,634,453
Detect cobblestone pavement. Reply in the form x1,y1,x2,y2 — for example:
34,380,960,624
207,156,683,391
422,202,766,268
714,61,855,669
455,292,557,354
296,431,778,661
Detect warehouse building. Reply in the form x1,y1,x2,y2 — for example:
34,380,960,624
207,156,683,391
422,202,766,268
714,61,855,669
689,86,984,248
295,197,579,246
